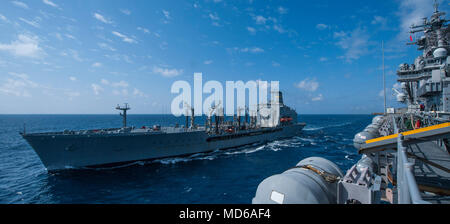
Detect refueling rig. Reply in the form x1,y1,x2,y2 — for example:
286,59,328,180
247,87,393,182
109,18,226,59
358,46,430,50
252,1,450,204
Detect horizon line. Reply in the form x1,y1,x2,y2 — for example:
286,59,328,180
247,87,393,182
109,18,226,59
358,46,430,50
0,113,374,115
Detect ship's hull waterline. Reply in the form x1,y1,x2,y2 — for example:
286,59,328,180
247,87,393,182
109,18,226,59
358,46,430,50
23,124,305,171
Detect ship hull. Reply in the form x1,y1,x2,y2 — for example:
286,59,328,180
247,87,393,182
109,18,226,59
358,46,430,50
23,124,305,171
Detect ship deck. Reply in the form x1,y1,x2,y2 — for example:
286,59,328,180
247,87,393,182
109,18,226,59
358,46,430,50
408,141,450,204
359,122,450,204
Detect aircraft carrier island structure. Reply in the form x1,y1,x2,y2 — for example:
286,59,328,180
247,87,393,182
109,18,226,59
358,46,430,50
21,91,306,171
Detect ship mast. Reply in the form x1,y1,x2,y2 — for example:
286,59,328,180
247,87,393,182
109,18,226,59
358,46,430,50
382,40,386,114
434,0,438,13
116,103,131,128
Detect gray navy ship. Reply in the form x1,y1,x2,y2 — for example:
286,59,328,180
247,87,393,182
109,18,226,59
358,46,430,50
21,91,305,171
253,1,450,204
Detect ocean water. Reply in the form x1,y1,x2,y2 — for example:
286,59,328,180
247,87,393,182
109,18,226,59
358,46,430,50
0,114,373,204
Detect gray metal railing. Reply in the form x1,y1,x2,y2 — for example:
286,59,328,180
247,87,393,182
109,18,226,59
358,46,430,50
396,134,430,204
391,115,430,204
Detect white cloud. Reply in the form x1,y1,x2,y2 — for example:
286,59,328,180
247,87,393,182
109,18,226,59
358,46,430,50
251,15,287,34
112,31,137,44
42,0,60,9
254,15,267,24
137,27,150,34
0,34,44,58
61,49,83,62
234,47,264,54
113,89,129,96
0,14,9,23
92,62,102,67
161,10,171,24
272,61,280,67
19,17,40,28
208,12,221,26
94,13,112,24
296,78,319,92
0,78,31,97
319,57,328,62
1,73,78,99
65,34,76,40
120,9,131,15
311,94,324,102
334,28,370,63
104,54,133,63
247,27,256,34
123,55,133,64
111,80,129,88
204,60,213,65
162,10,170,19
249,47,264,53
0,73,38,97
98,42,116,51
371,16,387,26
100,79,109,85
153,66,183,77
91,84,103,95
278,6,288,14
133,88,147,97
273,24,286,33
95,78,144,97
69,76,77,81
316,23,328,30
209,13,220,20
11,1,29,9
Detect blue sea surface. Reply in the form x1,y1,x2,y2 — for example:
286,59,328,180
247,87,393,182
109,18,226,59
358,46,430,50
0,114,373,204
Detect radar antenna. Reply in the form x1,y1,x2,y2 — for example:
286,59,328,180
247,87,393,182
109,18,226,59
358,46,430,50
116,103,131,128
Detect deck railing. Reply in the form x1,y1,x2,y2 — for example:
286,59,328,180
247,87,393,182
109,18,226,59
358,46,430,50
396,134,430,204
392,115,430,204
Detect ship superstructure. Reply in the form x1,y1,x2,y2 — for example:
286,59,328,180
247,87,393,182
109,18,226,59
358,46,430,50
21,91,305,171
253,1,450,204
395,1,450,115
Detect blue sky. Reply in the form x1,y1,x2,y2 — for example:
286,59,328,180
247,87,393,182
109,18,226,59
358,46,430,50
0,0,448,114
